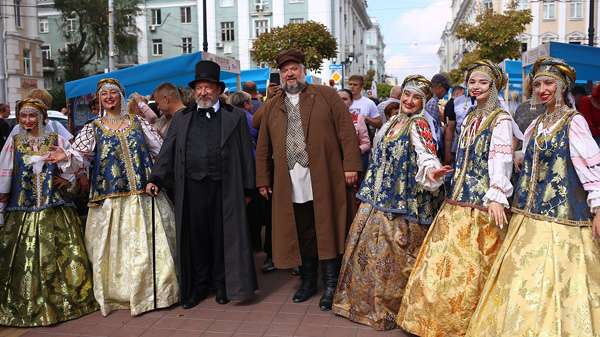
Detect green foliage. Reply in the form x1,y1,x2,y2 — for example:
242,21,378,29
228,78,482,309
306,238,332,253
364,69,376,88
251,21,337,72
449,0,532,84
48,86,66,111
376,83,392,98
54,0,142,81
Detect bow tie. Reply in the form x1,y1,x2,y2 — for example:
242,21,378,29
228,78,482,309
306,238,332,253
197,107,215,118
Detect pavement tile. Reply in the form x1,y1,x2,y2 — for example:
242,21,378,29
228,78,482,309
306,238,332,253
300,314,333,326
20,333,48,337
250,302,282,313
77,312,105,324
325,327,359,337
263,323,298,336
205,321,240,334
271,312,304,325
109,326,148,337
53,322,95,335
294,324,328,337
96,314,128,326
80,324,121,336
233,322,269,335
190,310,222,320
123,315,160,327
215,311,247,322
170,331,202,337
163,307,191,318
306,306,333,316
177,319,211,332
153,317,184,330
0,327,29,337
24,324,65,334
260,294,289,304
243,312,276,323
199,333,231,337
331,315,362,328
140,328,175,337
278,303,309,314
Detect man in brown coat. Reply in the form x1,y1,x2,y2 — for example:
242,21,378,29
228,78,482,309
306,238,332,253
255,49,362,311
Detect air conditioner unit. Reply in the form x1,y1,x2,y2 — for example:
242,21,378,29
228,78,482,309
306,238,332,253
149,25,156,31
54,76,62,82
216,42,224,48
255,3,263,11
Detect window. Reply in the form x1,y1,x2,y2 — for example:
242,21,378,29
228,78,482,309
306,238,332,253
517,0,529,10
254,0,267,4
41,45,51,60
14,1,22,27
289,0,303,3
152,39,163,55
152,9,162,25
182,37,192,54
67,18,76,32
521,42,528,52
289,18,304,24
542,1,555,20
23,50,31,76
221,22,235,41
97,49,107,59
220,0,234,6
39,18,49,33
181,7,191,23
482,0,493,10
254,19,269,38
570,0,583,19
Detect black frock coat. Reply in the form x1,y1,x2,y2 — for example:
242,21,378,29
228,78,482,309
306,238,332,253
149,100,257,301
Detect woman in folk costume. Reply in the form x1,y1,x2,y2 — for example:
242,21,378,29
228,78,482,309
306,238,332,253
397,60,514,337
332,75,450,331
46,78,179,316
0,99,98,326
467,57,600,337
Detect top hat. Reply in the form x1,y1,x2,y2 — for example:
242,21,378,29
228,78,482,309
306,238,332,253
275,49,306,68
188,60,226,93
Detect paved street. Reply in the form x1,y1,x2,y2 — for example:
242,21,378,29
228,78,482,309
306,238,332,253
0,252,414,337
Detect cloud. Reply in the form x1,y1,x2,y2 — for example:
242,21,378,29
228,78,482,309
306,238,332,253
383,0,452,81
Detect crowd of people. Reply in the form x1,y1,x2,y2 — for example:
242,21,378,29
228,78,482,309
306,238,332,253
0,48,599,337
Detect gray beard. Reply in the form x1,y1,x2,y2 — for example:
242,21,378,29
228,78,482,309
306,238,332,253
196,96,219,108
283,79,307,95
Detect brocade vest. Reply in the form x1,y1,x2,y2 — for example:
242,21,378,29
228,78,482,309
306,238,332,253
512,109,592,226
447,108,508,210
89,115,153,206
357,116,444,224
7,133,74,211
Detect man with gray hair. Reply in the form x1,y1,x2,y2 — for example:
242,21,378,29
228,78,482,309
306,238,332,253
255,48,362,311
376,85,402,124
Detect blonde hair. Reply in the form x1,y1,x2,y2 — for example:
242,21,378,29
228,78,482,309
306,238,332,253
127,95,149,116
27,88,52,108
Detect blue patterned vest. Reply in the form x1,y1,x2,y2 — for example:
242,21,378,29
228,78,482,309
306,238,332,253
89,115,153,206
512,109,592,226
357,116,444,224
7,133,74,211
448,108,509,210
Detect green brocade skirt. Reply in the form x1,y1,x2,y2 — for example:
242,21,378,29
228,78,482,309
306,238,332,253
0,206,99,327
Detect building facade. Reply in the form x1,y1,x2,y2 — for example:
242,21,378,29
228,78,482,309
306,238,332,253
37,0,383,89
366,17,385,84
1,0,45,110
438,0,600,73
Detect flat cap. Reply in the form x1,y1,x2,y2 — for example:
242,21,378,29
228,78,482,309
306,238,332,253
431,73,451,89
275,48,305,68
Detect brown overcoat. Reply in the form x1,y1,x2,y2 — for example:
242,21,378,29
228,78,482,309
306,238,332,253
255,83,363,268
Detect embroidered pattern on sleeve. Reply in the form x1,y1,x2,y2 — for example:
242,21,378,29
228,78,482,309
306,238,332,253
416,119,437,156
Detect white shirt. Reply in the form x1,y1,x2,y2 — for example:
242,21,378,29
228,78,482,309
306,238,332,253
350,96,379,129
285,91,313,203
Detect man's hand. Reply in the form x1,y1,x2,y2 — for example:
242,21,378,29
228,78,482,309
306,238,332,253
145,183,159,196
43,146,67,164
258,186,272,200
345,171,358,187
266,83,282,100
515,157,524,173
444,152,454,165
77,173,90,193
245,196,252,206
53,176,70,189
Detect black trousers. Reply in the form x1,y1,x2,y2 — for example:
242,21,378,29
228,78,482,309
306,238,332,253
293,201,317,258
182,177,225,295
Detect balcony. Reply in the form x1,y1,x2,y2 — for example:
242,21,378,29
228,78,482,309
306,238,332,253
116,54,138,69
42,59,55,71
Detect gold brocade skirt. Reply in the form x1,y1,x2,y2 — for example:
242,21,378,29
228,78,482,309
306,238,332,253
397,202,507,337
466,213,600,337
85,193,179,316
0,206,99,327
332,202,430,331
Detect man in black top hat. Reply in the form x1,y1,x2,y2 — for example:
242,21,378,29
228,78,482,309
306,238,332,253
146,60,257,308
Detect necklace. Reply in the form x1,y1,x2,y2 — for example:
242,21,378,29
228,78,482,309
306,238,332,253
103,114,127,122
539,105,568,128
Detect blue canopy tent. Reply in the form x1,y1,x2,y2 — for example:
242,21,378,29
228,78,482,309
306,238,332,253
522,42,600,83
222,68,269,93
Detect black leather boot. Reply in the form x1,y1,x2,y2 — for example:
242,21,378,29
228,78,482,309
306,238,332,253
292,257,318,303
319,257,340,311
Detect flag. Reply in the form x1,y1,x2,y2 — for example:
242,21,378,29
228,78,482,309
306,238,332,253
371,80,377,98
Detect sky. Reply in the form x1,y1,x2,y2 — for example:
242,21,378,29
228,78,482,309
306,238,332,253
366,0,452,83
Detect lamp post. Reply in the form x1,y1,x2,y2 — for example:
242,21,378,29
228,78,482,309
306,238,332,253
332,53,354,89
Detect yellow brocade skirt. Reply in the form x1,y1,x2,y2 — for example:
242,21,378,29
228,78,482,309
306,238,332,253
466,213,600,337
0,206,99,327
332,202,430,331
85,193,179,316
397,202,507,337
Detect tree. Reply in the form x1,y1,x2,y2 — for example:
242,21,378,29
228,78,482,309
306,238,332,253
252,21,337,72
376,83,392,98
54,0,142,81
364,69,376,88
447,0,532,85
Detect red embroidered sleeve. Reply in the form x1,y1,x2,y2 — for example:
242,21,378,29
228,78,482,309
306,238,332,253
416,119,437,156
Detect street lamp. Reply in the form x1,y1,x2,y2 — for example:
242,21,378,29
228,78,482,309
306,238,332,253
331,53,354,89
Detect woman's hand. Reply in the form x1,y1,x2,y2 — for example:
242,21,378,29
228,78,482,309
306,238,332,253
43,146,67,164
427,165,454,182
53,176,69,189
488,201,507,228
592,213,600,239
